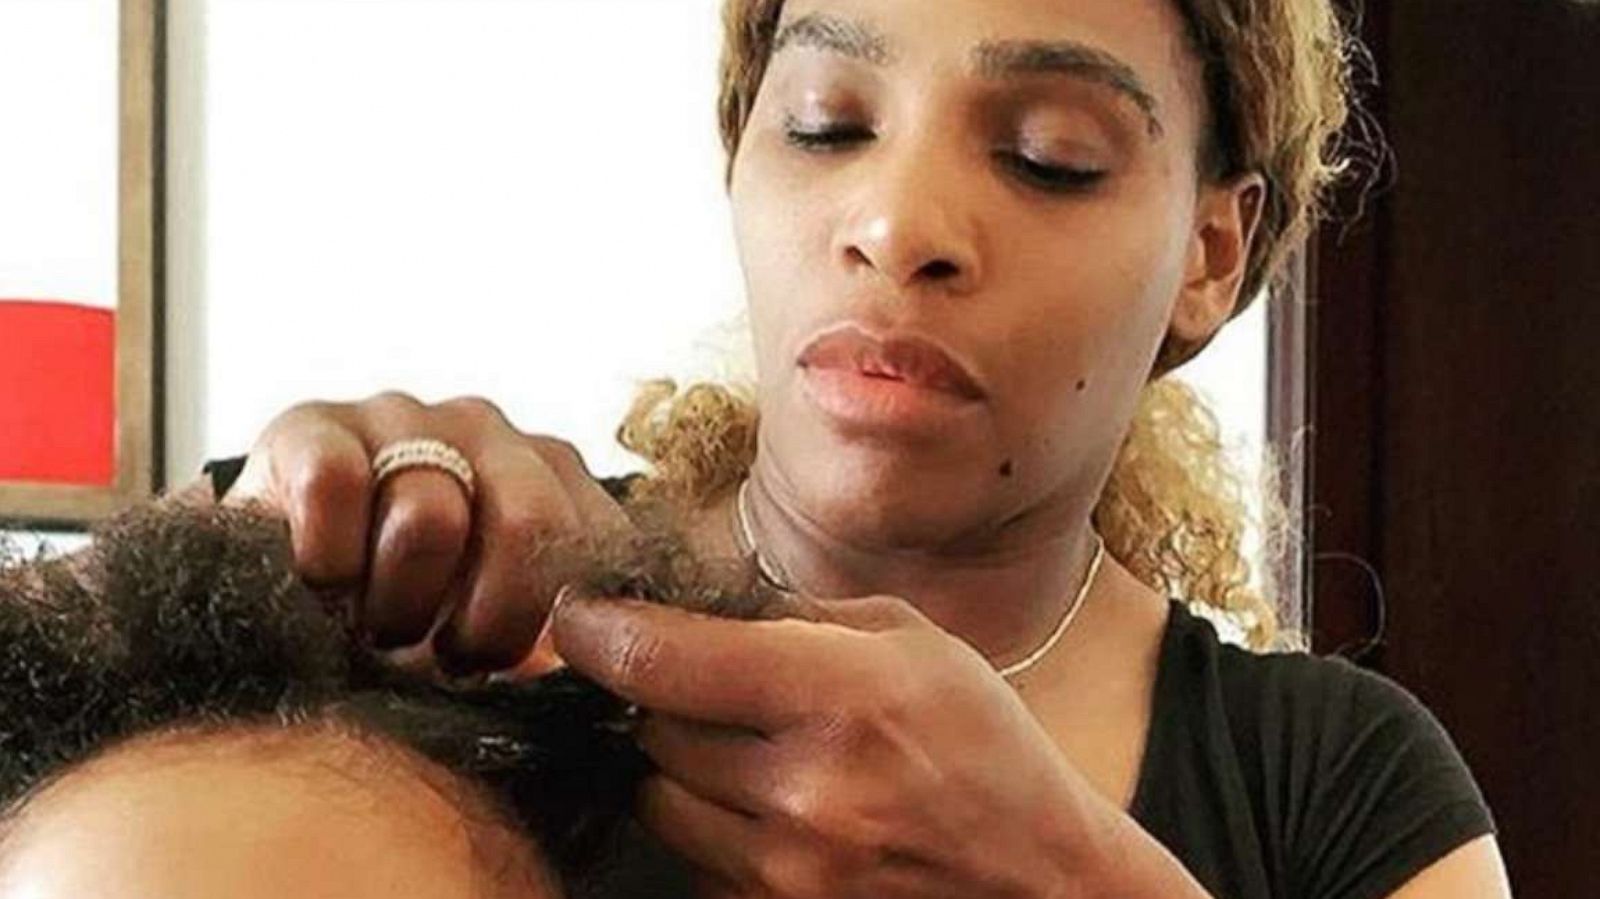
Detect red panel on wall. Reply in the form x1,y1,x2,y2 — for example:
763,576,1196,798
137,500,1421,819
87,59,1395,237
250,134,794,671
0,300,116,486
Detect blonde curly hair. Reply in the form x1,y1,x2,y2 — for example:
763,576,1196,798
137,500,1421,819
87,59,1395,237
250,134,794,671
619,0,1360,649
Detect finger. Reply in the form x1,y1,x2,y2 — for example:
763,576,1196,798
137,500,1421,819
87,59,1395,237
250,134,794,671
637,774,762,889
364,467,472,647
346,392,473,647
434,441,583,672
493,616,565,682
551,596,841,729
267,410,374,586
635,714,778,816
527,435,635,536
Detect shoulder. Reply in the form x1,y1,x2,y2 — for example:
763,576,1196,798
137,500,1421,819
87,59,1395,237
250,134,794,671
1159,602,1470,755
1153,602,1496,899
1185,606,1447,756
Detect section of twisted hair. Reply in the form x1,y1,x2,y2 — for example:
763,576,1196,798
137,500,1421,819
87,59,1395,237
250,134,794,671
0,503,784,890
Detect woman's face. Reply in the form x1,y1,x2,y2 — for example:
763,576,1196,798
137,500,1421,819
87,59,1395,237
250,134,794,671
730,0,1259,549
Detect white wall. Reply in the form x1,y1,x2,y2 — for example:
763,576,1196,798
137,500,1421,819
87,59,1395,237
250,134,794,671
171,0,746,481
0,0,118,311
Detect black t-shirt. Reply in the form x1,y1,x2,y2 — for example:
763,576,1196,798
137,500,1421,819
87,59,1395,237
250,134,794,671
582,601,1496,899
208,462,1497,897
1128,602,1494,898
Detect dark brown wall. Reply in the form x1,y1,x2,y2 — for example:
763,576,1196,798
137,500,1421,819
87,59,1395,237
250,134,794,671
1310,2,1600,895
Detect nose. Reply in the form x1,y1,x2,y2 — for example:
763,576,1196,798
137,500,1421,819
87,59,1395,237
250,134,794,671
833,139,983,296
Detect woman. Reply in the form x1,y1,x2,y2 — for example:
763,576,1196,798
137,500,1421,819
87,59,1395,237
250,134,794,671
204,0,1511,895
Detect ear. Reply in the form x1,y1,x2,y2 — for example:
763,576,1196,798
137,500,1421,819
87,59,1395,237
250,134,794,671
1164,173,1267,359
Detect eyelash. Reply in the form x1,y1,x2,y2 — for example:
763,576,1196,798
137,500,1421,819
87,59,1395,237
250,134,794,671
781,120,1107,194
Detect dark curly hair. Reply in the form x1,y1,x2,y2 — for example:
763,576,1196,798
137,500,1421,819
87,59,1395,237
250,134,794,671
0,503,785,895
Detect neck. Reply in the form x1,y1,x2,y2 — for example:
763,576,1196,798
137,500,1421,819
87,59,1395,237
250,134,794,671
728,463,1106,668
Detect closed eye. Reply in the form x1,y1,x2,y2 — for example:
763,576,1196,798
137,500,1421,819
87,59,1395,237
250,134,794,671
783,115,874,151
780,116,1106,195
994,151,1106,194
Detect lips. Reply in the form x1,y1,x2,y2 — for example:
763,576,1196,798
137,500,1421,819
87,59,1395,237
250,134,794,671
797,326,985,400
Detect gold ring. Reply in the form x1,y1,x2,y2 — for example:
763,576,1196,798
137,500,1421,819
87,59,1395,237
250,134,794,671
371,439,476,501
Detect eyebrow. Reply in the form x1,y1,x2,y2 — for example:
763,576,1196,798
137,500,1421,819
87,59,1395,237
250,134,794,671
974,40,1165,140
771,13,1164,141
773,13,894,66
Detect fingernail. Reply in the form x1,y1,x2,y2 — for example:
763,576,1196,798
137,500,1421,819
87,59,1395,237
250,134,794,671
551,583,595,619
550,583,613,629
551,583,580,613
548,589,629,668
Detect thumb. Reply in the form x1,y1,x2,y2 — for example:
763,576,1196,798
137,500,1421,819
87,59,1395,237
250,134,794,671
784,592,926,633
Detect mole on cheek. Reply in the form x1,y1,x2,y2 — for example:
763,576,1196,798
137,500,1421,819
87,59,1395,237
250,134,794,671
1077,379,1089,392
998,460,1015,478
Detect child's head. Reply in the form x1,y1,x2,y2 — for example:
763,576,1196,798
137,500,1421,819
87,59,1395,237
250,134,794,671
0,503,784,897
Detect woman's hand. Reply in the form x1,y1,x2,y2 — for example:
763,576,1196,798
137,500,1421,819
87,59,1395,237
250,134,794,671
551,591,1201,898
223,392,631,673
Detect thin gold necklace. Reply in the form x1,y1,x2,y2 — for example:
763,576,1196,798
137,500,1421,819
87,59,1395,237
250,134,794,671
733,478,1106,680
